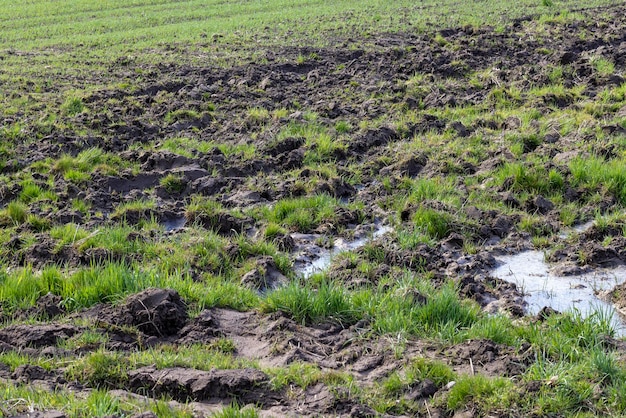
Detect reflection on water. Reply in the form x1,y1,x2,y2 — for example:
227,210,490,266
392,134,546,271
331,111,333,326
492,250,626,336
296,225,393,278
163,217,186,231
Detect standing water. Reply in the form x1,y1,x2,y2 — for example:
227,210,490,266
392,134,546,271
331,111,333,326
492,250,626,336
295,224,393,278
163,216,186,232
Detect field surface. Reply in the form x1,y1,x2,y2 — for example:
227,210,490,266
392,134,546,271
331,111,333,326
2,0,626,417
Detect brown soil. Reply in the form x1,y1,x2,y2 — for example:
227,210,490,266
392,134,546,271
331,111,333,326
3,4,626,417
0,297,531,416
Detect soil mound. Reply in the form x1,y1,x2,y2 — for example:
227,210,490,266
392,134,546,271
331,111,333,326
106,288,188,336
0,324,78,349
240,256,289,291
127,366,272,403
18,293,66,320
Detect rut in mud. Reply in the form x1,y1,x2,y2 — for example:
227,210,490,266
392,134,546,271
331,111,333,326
2,3,626,417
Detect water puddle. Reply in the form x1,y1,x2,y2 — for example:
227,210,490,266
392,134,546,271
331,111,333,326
492,250,626,335
163,216,186,232
294,224,392,278
558,220,594,239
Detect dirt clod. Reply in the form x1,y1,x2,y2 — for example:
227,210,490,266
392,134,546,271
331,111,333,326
405,378,438,401
0,324,78,349
111,288,188,336
240,256,288,291
128,366,271,403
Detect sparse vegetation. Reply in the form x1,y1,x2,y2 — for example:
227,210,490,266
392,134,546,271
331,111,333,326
160,173,187,193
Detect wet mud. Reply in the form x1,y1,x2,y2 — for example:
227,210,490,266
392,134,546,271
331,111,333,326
2,3,626,417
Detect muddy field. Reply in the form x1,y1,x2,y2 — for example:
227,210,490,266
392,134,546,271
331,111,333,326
2,3,626,417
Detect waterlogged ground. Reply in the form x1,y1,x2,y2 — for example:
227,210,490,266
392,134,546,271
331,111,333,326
493,250,626,335
2,3,626,417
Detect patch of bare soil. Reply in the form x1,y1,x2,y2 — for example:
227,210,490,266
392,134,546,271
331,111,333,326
607,282,626,318
4,6,624,243
4,3,626,416
443,339,531,377
549,226,626,269
0,297,532,416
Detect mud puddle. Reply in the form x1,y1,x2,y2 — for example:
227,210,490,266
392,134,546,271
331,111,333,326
493,250,626,335
163,216,186,232
294,223,392,278
557,220,595,239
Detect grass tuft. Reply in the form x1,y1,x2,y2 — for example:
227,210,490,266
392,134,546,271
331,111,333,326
262,278,359,325
446,374,514,411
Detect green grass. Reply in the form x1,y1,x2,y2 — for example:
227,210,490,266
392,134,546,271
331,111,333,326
128,342,254,371
185,196,251,233
2,0,626,416
412,207,452,240
211,404,259,418
0,261,254,314
591,56,615,77
52,148,127,176
62,97,86,116
19,180,56,203
365,281,481,340
160,173,187,193
111,199,156,223
380,357,456,396
261,194,362,233
65,350,129,388
262,278,358,325
570,155,626,204
446,374,514,411
161,137,216,157
263,274,482,340
0,201,29,226
0,0,617,55
304,132,347,164
49,223,91,246
493,162,566,195
165,108,201,124
246,107,270,126
268,362,324,391
0,383,193,417
0,263,156,312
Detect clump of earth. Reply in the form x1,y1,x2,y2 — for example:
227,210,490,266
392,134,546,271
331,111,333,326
2,3,626,416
